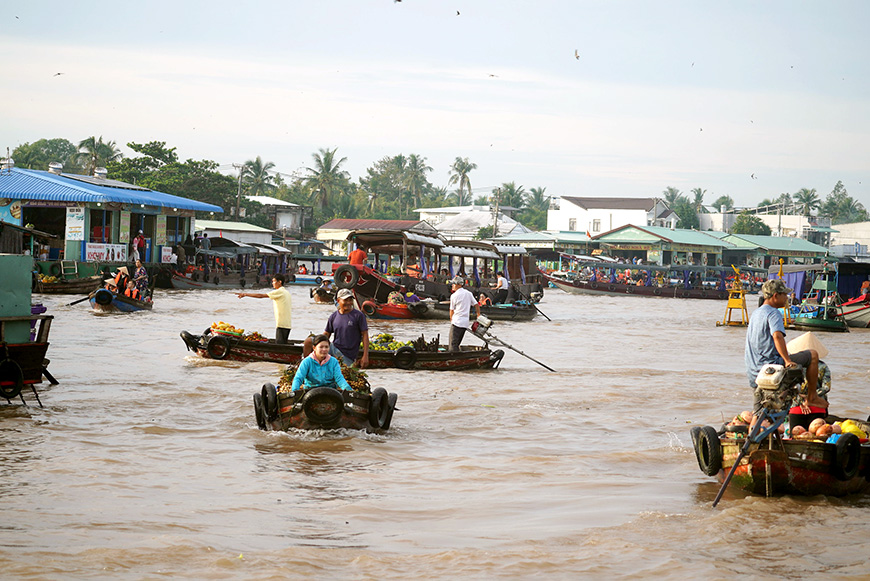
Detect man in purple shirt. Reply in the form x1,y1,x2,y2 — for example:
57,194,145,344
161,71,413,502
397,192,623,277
305,288,370,368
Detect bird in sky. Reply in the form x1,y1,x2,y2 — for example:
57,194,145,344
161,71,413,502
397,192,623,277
53,72,64,76
457,10,460,15
575,49,580,60
751,173,757,180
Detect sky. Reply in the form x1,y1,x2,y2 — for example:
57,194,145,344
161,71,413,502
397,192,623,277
2,1,869,209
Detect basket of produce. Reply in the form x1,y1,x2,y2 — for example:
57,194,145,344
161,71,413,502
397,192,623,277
211,321,244,337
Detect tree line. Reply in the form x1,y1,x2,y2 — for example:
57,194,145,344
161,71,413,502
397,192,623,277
11,137,867,237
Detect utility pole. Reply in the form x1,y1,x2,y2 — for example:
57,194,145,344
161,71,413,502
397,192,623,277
491,188,501,238
233,163,245,220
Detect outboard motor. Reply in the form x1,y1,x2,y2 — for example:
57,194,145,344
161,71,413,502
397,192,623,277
754,363,806,412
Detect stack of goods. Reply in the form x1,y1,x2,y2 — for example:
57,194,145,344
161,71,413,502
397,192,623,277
39,274,59,283
276,361,371,395
790,418,868,443
211,321,244,336
368,333,413,351
243,331,268,342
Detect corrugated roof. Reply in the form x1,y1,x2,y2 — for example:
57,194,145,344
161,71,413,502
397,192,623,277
319,218,423,231
0,168,223,212
561,196,657,211
597,225,733,247
722,233,828,253
195,219,274,233
245,195,300,207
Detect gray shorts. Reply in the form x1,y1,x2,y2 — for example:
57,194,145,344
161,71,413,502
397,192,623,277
328,343,355,366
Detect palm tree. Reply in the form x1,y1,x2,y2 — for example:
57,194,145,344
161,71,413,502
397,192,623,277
305,147,350,210
527,186,550,211
793,188,820,217
446,188,471,206
691,187,706,212
711,195,734,211
662,186,682,206
77,136,122,175
243,156,276,197
497,182,526,210
402,154,433,211
448,157,477,206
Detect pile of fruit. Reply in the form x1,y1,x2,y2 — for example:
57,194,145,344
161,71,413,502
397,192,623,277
276,361,371,395
39,275,60,283
791,418,868,442
243,331,268,342
368,332,413,351
211,321,244,335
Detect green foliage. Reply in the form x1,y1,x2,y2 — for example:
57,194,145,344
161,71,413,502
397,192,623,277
76,136,122,175
691,187,706,211
517,207,547,230
670,196,700,229
793,187,820,216
820,181,867,224
306,147,351,210
474,225,494,239
448,157,477,206
12,138,78,171
242,156,277,197
495,182,526,210
730,211,772,235
662,186,682,206
711,195,734,211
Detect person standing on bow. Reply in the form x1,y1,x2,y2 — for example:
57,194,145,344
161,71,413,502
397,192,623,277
489,271,509,304
449,276,480,352
237,274,292,344
133,259,149,299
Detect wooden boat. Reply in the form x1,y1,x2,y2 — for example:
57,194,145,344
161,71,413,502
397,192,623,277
89,288,153,313
360,300,417,319
403,299,539,321
840,294,870,328
1,314,55,406
169,270,264,290
253,382,397,432
786,268,849,333
691,421,870,497
35,275,103,295
543,271,730,300
180,329,505,370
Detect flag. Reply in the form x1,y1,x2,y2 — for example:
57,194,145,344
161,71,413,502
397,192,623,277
586,229,592,238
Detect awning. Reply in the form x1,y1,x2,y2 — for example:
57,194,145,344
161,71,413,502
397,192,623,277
441,245,500,259
404,232,445,247
808,226,838,233
494,244,527,255
250,242,291,254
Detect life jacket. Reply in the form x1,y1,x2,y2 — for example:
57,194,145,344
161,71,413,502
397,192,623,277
124,287,140,300
114,273,129,289
479,296,492,306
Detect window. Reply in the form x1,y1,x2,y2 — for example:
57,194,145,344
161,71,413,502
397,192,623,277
568,218,576,231
592,219,600,232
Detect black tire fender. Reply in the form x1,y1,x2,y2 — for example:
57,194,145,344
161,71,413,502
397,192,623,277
362,300,377,317
315,276,322,284
239,278,246,288
608,285,616,291
393,346,417,370
381,392,399,430
302,387,345,425
49,262,62,276
94,288,114,306
261,382,279,421
626,285,634,294
368,387,390,428
694,426,722,476
590,282,599,289
833,433,861,481
653,288,662,296
206,335,231,360
490,348,505,368
213,276,220,285
334,265,359,289
253,392,267,430
0,359,24,400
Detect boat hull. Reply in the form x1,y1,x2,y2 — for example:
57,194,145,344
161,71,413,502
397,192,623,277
407,300,538,321
258,387,392,432
35,276,103,295
840,297,870,328
89,289,153,313
181,330,504,370
545,274,728,300
170,272,264,290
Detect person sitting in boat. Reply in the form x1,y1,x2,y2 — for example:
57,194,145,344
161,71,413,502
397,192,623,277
387,287,407,305
123,280,141,301
104,278,118,292
298,265,308,275
858,280,870,299
291,334,353,392
112,266,130,291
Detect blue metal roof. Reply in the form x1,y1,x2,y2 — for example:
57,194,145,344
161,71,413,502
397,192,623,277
0,168,223,213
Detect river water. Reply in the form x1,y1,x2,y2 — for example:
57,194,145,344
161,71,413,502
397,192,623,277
2,285,869,579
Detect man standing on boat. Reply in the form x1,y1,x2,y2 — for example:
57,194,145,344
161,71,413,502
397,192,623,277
307,288,369,368
449,276,481,352
745,279,827,425
490,271,509,304
236,274,292,344
348,244,367,266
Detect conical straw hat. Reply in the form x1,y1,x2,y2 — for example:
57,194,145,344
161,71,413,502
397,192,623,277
787,331,829,359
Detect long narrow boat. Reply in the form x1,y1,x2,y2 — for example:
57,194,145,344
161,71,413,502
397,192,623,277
89,288,153,313
180,329,504,370
543,271,730,300
405,299,538,321
786,268,849,333
170,271,264,290
840,294,870,328
691,421,870,497
35,275,103,295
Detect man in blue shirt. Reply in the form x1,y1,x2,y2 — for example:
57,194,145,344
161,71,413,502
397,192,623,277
745,279,826,423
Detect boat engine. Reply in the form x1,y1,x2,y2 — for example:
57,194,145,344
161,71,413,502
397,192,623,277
754,363,805,412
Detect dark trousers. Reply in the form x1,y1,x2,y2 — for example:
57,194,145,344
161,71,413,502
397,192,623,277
276,327,291,345
449,324,467,351
494,289,508,304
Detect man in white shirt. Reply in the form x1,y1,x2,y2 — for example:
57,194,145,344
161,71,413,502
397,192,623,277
448,276,481,351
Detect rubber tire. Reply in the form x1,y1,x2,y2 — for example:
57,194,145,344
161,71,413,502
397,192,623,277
590,282,599,290
253,392,267,430
334,265,359,289
0,359,24,400
381,392,399,430
362,301,377,317
608,285,616,291
393,346,417,370
833,433,861,481
302,387,345,425
239,278,246,288
490,349,505,368
368,387,390,428
94,289,114,306
694,426,722,476
49,262,62,276
206,335,231,360
261,382,279,421
213,276,220,285
315,276,322,284
653,288,662,296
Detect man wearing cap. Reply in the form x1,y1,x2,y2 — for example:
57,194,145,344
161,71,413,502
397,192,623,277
133,230,146,262
237,274,292,344
318,288,369,368
745,278,826,423
449,276,481,352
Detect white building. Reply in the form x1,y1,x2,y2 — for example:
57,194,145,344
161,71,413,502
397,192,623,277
414,204,519,227
698,210,834,246
194,219,274,245
829,220,870,260
245,195,307,237
430,209,529,240
546,197,676,234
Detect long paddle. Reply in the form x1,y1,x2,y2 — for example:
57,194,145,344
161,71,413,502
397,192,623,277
514,286,551,321
67,295,92,306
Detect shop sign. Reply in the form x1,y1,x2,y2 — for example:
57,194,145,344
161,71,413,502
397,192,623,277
155,215,167,245
119,211,131,243
65,207,85,241
609,244,653,251
86,243,127,262
0,199,22,224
